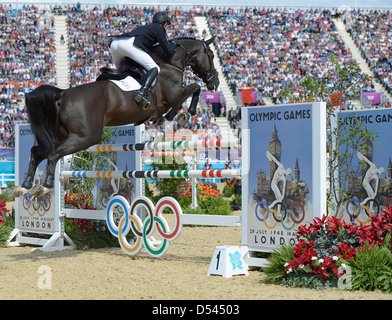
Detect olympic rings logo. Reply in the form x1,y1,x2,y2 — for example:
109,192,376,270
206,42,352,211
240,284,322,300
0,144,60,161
106,195,183,257
22,193,51,216
345,198,392,224
255,200,305,230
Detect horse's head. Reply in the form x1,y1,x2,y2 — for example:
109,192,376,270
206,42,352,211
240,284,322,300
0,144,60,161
177,37,220,91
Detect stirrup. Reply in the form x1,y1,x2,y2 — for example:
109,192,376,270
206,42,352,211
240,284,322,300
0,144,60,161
134,92,154,110
142,99,154,110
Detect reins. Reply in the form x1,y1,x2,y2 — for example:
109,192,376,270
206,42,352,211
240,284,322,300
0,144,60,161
161,40,216,83
158,62,184,74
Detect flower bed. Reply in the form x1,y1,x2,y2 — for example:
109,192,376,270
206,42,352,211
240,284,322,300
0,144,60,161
64,193,118,249
182,182,233,216
264,206,392,292
0,199,12,246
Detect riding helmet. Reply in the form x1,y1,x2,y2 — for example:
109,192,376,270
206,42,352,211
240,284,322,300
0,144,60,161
152,12,171,25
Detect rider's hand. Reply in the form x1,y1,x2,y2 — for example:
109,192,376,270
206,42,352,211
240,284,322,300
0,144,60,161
171,38,180,46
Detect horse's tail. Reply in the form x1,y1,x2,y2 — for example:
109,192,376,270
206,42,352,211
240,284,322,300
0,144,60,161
25,85,63,155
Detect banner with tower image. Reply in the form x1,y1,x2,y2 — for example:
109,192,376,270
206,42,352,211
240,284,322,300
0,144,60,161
15,124,57,233
242,103,326,252
13,124,137,234
334,108,392,225
94,126,137,210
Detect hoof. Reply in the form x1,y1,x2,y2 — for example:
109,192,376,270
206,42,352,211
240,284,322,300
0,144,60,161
188,106,197,116
29,185,53,197
152,116,165,127
29,185,45,197
177,112,191,126
43,187,53,196
9,186,29,198
21,177,33,190
43,175,54,190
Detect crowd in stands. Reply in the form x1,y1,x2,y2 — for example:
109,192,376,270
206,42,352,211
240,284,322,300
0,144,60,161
0,4,56,147
2,5,392,149
343,10,392,97
67,5,201,86
206,7,359,105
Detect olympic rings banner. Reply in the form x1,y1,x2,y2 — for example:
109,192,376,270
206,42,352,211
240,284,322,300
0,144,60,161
242,103,326,252
333,108,392,224
92,125,137,211
106,195,183,257
15,124,57,233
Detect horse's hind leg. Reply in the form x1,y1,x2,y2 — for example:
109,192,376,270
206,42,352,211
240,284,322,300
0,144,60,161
22,146,48,188
42,133,102,190
11,146,48,197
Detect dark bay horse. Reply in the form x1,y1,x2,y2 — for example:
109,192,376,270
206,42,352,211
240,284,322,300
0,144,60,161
12,37,219,197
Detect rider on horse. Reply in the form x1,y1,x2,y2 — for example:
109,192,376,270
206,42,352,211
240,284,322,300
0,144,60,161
109,12,177,110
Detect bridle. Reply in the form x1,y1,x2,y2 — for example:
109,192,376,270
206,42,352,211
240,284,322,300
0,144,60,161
163,39,217,85
178,40,217,84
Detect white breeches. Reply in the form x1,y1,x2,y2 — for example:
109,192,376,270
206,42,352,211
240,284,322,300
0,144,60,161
110,37,160,72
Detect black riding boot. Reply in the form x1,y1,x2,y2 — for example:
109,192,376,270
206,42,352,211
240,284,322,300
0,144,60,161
134,67,158,110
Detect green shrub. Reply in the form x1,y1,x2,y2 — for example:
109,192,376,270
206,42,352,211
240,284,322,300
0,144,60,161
283,273,337,290
198,195,232,215
222,185,235,197
0,192,9,202
149,156,187,200
64,218,120,250
0,216,14,246
177,196,192,210
262,244,294,285
184,195,232,216
346,234,392,293
6,182,15,189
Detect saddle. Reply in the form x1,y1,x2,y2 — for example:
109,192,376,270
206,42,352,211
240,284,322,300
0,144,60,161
96,57,146,84
98,58,160,126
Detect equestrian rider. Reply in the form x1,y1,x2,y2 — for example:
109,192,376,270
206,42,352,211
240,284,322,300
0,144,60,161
109,12,177,110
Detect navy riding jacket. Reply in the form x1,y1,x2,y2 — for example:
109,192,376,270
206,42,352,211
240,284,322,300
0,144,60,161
117,23,176,58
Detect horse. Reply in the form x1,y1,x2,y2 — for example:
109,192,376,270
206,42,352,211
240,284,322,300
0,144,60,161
11,37,219,198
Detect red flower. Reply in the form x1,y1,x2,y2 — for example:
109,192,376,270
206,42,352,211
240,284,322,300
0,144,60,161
285,206,392,283
0,199,9,216
337,242,357,260
342,222,359,235
326,215,343,233
297,224,311,236
357,223,373,244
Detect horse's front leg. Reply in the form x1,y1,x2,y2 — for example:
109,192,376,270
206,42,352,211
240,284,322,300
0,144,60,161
165,83,200,123
187,85,200,116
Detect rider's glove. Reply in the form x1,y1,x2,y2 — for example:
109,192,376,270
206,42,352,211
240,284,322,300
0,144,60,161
171,38,180,46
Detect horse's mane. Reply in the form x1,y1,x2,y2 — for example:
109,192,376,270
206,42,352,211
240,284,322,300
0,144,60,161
152,37,201,61
170,37,198,41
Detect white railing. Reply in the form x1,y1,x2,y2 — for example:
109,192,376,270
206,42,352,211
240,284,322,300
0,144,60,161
0,173,15,188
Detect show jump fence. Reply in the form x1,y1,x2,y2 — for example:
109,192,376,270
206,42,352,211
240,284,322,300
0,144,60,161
9,102,327,271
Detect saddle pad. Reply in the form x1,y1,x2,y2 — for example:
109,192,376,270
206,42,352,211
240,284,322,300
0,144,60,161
109,76,141,91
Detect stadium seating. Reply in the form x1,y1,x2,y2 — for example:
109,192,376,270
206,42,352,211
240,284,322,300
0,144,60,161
2,5,392,147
